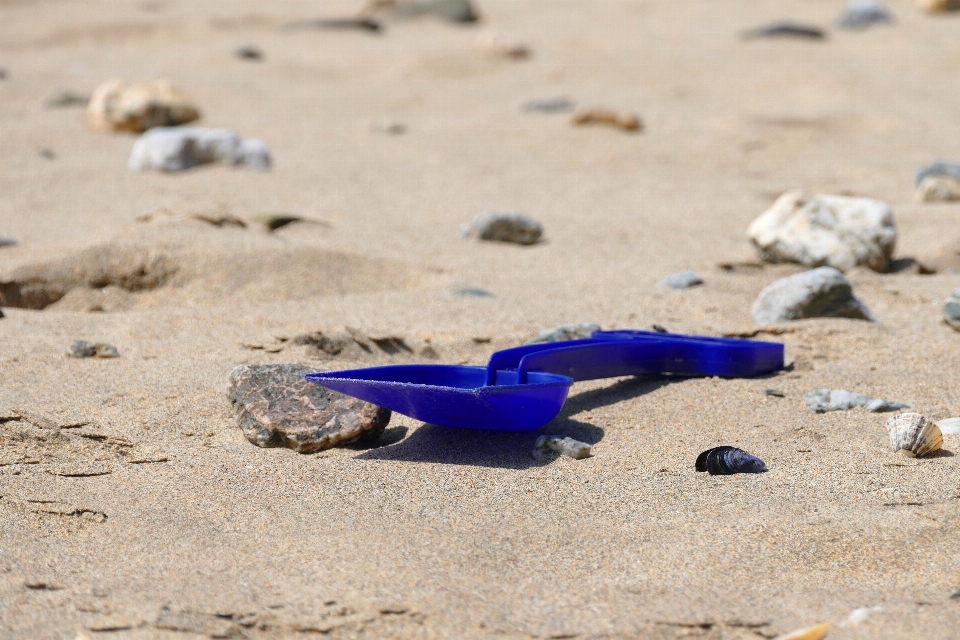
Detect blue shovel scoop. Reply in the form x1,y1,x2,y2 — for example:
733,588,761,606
304,330,783,432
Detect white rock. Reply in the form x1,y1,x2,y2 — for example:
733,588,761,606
128,127,271,172
747,190,897,272
843,606,883,626
656,271,704,290
750,267,876,325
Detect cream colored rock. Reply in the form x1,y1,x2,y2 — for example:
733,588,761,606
916,0,960,13
477,33,531,58
747,190,897,272
916,175,960,202
886,413,943,458
88,79,200,133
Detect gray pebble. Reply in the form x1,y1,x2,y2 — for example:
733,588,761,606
742,22,826,40
943,289,960,330
39,148,55,160
533,435,591,461
0,68,6,80
128,127,271,172
462,212,543,245
67,340,119,358
805,389,907,413
452,288,494,298
234,44,263,60
371,0,478,23
914,161,960,186
528,323,600,344
44,90,90,108
656,271,704,290
522,97,575,113
0,238,16,248
838,0,893,29
226,364,390,453
750,267,876,326
764,389,785,398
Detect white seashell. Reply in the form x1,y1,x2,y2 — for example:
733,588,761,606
934,417,960,435
885,413,942,458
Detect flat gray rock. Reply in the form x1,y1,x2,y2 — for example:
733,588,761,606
66,340,119,358
742,22,825,40
838,0,893,29
656,271,704,290
750,267,876,325
226,364,390,454
944,289,960,330
128,127,271,172
805,389,908,413
366,0,478,23
462,212,543,245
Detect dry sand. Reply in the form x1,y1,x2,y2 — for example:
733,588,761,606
2,0,960,638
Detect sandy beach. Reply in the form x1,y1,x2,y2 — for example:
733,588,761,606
2,0,960,638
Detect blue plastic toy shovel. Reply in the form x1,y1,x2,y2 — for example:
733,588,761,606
304,330,783,432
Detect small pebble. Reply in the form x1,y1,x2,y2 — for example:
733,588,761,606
39,148,55,160
916,0,960,13
750,267,876,325
651,324,669,333
462,212,543,245
0,238,16,248
477,34,530,58
44,90,90,108
571,108,642,132
452,288,493,298
804,389,907,413
67,340,120,358
943,289,960,330
915,161,960,185
950,587,960,599
128,127,271,172
916,175,960,202
533,435,591,461
764,389,785,397
656,271,703,290
838,0,893,29
528,323,600,344
0,68,6,79
234,44,263,60
843,606,883,626
88,79,200,133
362,0,478,23
522,97,575,113
371,121,406,135
742,22,826,40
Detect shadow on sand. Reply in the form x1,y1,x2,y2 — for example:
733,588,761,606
354,376,674,468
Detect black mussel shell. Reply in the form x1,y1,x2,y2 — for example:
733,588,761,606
695,446,767,475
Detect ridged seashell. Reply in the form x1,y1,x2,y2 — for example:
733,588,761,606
695,446,768,475
885,413,942,458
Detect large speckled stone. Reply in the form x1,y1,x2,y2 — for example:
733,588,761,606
750,267,876,325
226,364,390,454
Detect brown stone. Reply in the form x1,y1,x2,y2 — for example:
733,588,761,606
226,364,389,453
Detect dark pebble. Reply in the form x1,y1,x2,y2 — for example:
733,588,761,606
742,21,826,40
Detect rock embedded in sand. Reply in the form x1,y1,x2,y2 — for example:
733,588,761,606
656,271,704,290
477,34,530,58
361,0,479,23
45,90,91,108
128,127,271,172
916,0,960,12
838,0,893,28
943,289,960,329
462,212,543,245
67,340,119,358
751,267,876,325
226,364,390,454
742,22,826,40
528,323,600,344
88,79,200,133
533,435,591,461
570,108,642,132
234,44,262,60
747,190,897,272
804,389,907,413
916,175,960,202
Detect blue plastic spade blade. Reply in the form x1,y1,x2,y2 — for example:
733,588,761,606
306,365,573,432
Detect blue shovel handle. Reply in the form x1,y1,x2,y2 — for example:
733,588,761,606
485,331,783,385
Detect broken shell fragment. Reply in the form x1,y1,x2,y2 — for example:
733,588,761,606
773,623,830,640
570,108,642,132
533,435,591,461
885,412,942,458
695,446,767,475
